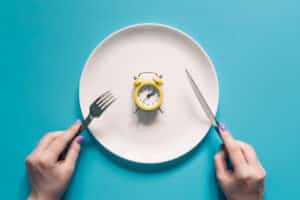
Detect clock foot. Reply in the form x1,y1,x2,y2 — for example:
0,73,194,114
134,107,140,113
159,107,164,114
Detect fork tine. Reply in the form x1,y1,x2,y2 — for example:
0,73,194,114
93,90,111,105
98,94,114,108
96,92,113,106
101,97,116,112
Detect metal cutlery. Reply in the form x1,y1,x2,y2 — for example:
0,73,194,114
185,69,222,137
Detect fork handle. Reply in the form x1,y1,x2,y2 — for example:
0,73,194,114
78,115,93,133
58,115,93,160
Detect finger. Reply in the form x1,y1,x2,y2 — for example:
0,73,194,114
236,141,258,165
237,141,266,173
214,147,231,179
36,131,63,151
218,124,247,169
29,131,63,161
64,136,83,170
235,140,250,162
237,141,266,181
47,120,81,161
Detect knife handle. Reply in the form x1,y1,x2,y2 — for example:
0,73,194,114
214,122,223,141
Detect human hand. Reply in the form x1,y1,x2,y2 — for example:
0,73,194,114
26,120,84,200
214,124,266,200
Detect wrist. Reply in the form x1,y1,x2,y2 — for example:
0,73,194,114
227,196,263,200
28,192,59,200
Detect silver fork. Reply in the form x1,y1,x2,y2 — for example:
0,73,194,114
59,91,116,160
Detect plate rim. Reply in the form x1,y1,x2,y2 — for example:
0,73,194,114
79,23,219,164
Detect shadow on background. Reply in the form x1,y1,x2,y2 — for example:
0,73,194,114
19,174,30,199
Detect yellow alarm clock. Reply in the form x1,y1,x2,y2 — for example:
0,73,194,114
133,72,164,112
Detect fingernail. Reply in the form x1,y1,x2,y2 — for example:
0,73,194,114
74,119,81,125
76,135,84,144
219,123,228,132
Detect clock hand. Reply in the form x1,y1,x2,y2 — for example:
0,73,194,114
146,91,155,98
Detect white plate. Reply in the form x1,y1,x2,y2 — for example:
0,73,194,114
79,23,219,164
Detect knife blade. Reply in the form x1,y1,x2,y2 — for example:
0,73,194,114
185,69,220,130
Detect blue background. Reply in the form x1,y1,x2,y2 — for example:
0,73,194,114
1,0,299,199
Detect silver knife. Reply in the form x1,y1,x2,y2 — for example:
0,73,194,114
185,69,221,135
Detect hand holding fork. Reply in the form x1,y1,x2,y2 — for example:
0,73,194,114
59,91,116,160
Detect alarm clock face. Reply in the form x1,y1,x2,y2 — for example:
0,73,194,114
137,84,161,108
